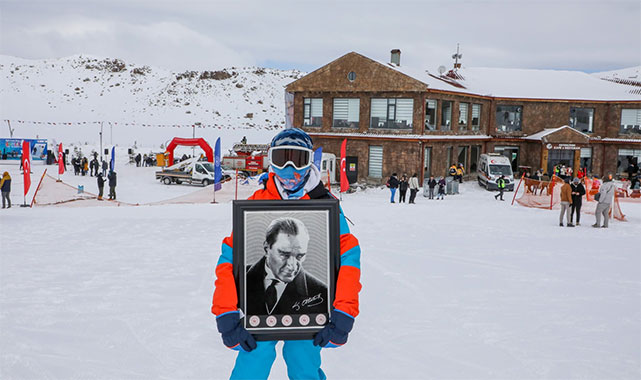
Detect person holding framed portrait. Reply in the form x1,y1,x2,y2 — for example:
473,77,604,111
212,128,362,379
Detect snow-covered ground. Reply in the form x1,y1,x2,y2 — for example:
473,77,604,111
1,159,640,379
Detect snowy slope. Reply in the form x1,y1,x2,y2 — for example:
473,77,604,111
0,55,304,149
1,159,640,379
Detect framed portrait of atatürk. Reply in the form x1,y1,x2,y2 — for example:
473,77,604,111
232,199,340,341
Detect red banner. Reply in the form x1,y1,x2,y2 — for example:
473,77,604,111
58,143,65,175
22,140,31,196
340,138,349,193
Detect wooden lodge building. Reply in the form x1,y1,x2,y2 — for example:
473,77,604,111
285,51,641,185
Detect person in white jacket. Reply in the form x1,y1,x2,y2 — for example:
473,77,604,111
593,174,616,228
408,173,420,204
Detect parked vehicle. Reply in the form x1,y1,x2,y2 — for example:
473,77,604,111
477,153,515,191
156,156,222,186
222,142,269,175
319,153,337,184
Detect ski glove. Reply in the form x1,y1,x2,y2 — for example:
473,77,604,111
313,309,354,348
216,311,257,352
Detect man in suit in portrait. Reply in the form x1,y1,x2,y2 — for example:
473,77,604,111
246,217,328,316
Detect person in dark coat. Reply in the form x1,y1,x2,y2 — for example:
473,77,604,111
570,177,586,226
1,171,11,208
97,173,105,201
398,174,409,203
135,153,142,167
387,173,399,203
101,159,108,177
427,175,437,200
436,177,446,200
107,170,117,200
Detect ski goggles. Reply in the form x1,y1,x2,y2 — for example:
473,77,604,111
268,146,313,170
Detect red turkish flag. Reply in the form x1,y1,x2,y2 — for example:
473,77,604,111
58,143,65,175
22,140,31,196
340,138,349,193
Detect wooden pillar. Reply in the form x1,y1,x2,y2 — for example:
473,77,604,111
573,149,581,175
541,144,549,174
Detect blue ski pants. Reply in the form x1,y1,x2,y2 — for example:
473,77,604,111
390,188,397,203
230,340,326,380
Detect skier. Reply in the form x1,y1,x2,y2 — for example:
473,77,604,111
408,173,419,204
211,128,361,379
1,171,11,208
593,174,615,228
101,159,108,177
427,175,437,200
398,174,408,203
494,175,506,201
570,177,586,226
97,173,105,201
387,173,399,203
107,170,117,200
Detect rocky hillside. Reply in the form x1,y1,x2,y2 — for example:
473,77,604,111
0,54,305,128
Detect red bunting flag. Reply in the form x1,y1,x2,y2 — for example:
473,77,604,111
340,138,349,193
22,140,31,196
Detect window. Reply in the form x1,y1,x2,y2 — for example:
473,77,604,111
617,149,641,174
441,101,452,131
569,107,594,133
446,146,452,169
425,99,437,131
471,104,481,131
457,146,468,171
470,145,481,172
496,105,522,132
303,98,323,127
368,145,383,178
333,98,360,128
424,147,432,179
580,147,592,175
459,103,469,130
620,109,641,135
370,98,413,129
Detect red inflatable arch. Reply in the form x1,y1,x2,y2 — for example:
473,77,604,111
165,137,213,166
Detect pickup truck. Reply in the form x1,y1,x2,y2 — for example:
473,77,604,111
156,157,218,186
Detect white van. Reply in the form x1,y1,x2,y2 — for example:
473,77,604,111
319,153,336,184
477,153,515,191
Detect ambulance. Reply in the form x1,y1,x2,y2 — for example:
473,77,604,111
477,153,515,191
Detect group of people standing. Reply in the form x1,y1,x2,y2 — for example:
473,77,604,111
134,153,155,167
425,176,447,200
96,170,117,201
71,155,108,177
448,163,465,183
559,174,615,228
386,173,420,203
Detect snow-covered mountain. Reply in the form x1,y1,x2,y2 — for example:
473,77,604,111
0,54,304,125
592,66,641,95
0,55,305,148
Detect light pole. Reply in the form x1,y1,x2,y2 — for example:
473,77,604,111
99,121,103,160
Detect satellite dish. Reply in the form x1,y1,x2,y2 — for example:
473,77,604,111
438,66,446,75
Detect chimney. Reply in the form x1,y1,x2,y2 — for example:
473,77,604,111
390,49,401,66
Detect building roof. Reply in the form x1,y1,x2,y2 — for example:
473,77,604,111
524,125,590,141
373,59,641,101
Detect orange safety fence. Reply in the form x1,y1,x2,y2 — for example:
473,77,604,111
516,175,626,221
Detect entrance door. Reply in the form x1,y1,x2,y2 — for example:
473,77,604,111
494,146,519,173
547,149,574,176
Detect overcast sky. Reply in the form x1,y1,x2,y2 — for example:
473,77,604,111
0,0,639,74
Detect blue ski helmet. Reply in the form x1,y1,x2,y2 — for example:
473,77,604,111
270,128,313,149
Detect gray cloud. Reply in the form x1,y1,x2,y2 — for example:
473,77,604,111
0,0,638,72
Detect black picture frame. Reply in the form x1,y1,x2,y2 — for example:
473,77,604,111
232,199,340,341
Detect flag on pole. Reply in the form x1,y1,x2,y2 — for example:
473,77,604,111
340,138,349,193
110,146,115,171
214,137,222,191
313,147,322,170
58,143,65,175
22,140,31,196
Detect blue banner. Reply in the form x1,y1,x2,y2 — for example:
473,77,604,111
0,138,47,161
313,147,323,170
110,147,115,171
214,137,222,191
